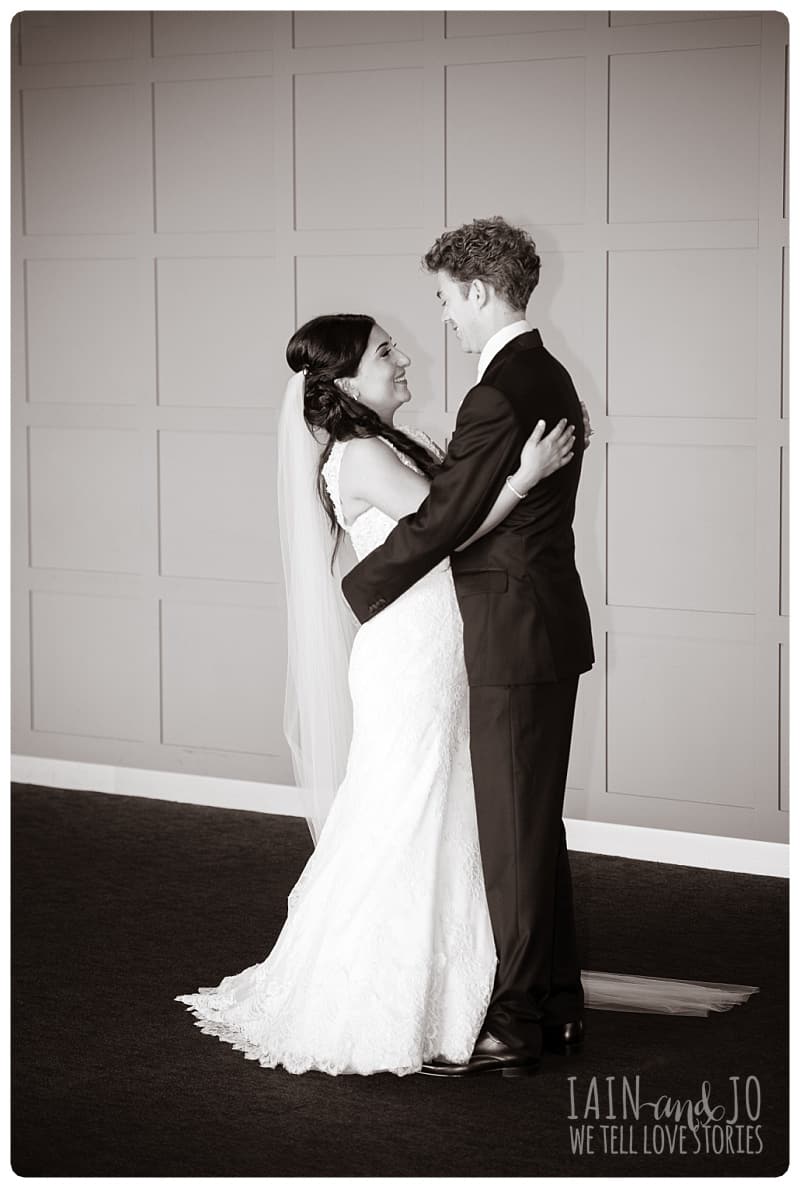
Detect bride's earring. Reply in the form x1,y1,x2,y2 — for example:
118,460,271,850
335,378,360,402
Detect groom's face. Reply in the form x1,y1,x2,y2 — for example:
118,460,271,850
435,270,482,353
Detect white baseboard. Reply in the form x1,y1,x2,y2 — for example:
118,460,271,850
564,816,788,878
10,753,301,817
11,754,788,878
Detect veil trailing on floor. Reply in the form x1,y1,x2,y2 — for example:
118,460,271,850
581,971,758,1015
275,370,759,1017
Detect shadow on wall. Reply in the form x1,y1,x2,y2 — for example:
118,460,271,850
527,230,604,823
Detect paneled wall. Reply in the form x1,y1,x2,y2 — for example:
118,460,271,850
10,11,788,843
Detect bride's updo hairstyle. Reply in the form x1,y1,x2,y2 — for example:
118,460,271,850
286,313,440,559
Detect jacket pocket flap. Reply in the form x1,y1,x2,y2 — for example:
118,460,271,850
456,568,508,594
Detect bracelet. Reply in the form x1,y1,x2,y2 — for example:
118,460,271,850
505,475,526,500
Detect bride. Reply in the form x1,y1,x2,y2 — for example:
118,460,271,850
175,314,757,1076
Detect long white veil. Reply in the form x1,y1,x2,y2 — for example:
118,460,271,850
276,369,357,845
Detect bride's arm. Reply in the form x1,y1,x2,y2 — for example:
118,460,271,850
422,405,589,552
454,417,575,551
340,419,575,540
338,438,432,523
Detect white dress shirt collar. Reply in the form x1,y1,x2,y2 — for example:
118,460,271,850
476,320,532,382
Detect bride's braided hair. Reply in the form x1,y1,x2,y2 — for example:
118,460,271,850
286,314,441,562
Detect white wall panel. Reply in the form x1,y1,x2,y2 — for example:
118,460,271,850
607,443,756,613
608,632,755,806
609,46,760,222
31,591,152,740
159,431,278,583
156,257,277,408
294,69,424,230
22,84,140,235
153,77,274,233
26,258,153,405
446,11,586,37
608,249,758,418
152,11,275,57
610,11,746,26
445,58,585,227
29,428,148,574
294,11,424,48
20,11,141,64
161,601,283,755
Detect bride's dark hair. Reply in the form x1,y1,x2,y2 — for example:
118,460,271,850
286,313,441,560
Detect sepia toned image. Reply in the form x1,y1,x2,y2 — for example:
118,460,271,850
10,6,789,1177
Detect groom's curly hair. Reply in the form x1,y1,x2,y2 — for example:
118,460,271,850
422,216,541,311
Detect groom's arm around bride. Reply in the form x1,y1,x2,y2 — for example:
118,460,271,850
342,378,526,619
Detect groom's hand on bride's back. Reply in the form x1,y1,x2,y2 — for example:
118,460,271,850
580,400,593,448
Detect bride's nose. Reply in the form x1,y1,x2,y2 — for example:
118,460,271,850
395,347,411,367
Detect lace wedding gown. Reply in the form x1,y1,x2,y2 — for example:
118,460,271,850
175,430,758,1075
175,431,497,1075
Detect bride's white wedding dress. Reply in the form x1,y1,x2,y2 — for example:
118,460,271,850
175,429,758,1076
175,432,497,1075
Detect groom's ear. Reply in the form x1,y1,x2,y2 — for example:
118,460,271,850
470,278,489,307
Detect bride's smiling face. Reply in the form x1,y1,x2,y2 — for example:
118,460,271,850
342,323,412,423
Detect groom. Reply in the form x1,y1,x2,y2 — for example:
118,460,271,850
341,216,594,1077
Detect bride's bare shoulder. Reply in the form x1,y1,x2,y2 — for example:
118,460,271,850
339,435,399,474
338,436,396,501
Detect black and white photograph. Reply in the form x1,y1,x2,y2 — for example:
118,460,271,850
9,3,790,1177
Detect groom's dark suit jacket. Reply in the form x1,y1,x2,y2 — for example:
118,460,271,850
341,329,594,685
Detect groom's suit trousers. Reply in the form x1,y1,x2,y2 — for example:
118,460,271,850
467,676,583,1051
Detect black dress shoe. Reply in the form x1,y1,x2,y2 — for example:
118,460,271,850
420,1031,540,1078
543,1018,584,1053
419,1057,472,1077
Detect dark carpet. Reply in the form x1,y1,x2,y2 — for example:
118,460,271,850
11,782,788,1176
